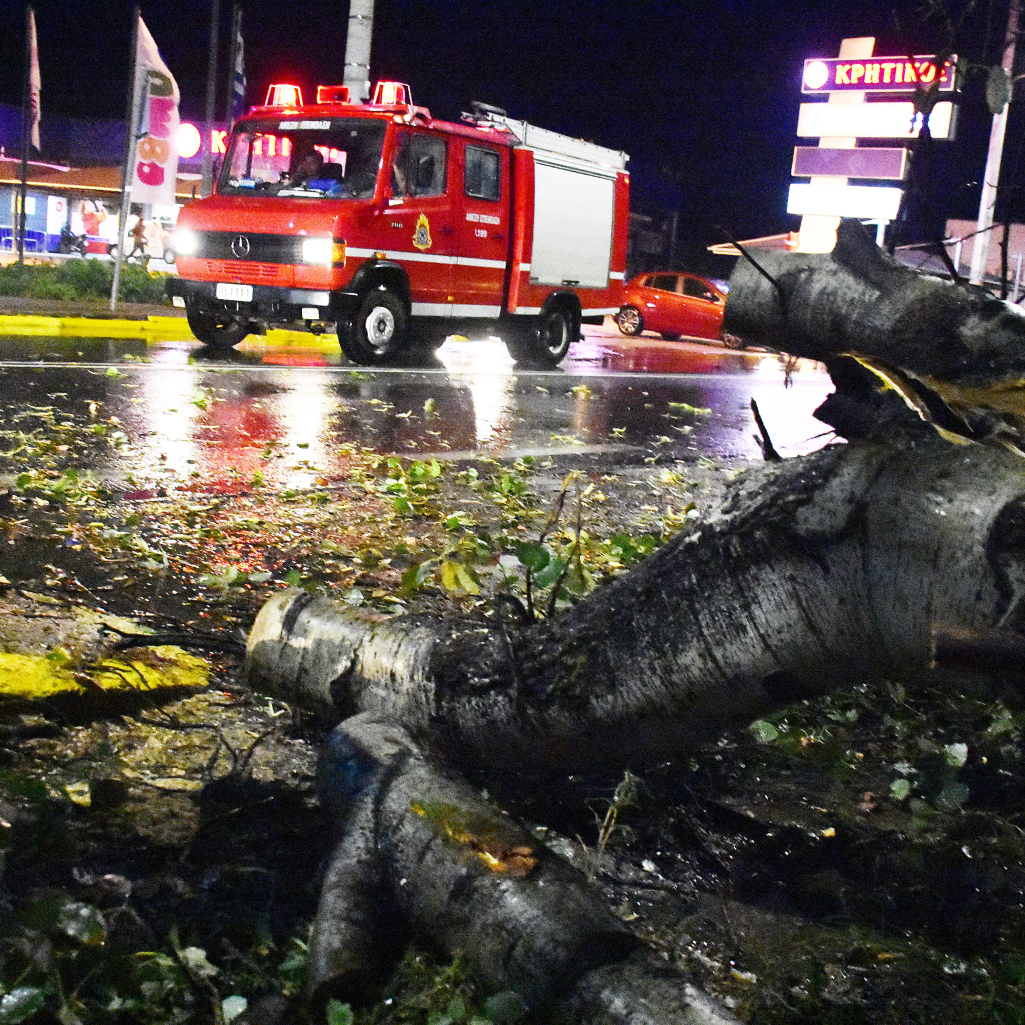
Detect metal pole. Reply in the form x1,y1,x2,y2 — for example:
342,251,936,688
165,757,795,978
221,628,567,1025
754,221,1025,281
970,0,1020,285
201,0,221,197
224,2,241,127
17,4,33,267
343,0,375,104
110,8,141,312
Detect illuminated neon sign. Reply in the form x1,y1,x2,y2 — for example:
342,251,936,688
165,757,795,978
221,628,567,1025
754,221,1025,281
797,100,954,140
802,55,958,93
787,183,903,220
178,123,229,158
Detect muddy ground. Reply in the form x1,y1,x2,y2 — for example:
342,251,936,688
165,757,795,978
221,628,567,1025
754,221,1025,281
0,384,1023,1025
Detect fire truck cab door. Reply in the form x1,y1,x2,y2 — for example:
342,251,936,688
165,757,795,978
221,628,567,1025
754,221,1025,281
452,141,509,319
383,131,455,314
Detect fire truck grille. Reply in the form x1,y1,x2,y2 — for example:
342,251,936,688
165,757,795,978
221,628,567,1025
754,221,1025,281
194,231,306,264
212,260,287,284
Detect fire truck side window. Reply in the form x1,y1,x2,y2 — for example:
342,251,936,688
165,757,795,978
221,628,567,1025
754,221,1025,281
464,146,501,201
391,135,447,199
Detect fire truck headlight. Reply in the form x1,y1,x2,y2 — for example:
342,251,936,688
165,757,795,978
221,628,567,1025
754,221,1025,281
301,237,334,265
172,229,198,256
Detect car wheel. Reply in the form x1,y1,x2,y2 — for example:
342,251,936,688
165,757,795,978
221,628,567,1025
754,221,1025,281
341,287,407,365
616,306,643,336
185,301,249,349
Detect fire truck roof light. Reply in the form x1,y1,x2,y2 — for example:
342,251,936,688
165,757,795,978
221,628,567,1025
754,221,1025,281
371,81,412,107
317,85,351,105
265,83,303,108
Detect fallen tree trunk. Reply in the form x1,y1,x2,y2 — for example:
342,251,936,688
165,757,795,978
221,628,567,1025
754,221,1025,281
247,429,1025,1019
243,226,1025,1019
248,430,1025,774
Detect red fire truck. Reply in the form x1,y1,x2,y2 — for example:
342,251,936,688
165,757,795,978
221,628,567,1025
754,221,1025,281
168,81,629,365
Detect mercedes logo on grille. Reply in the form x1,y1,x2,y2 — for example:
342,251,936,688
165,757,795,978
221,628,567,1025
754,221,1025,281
230,235,251,258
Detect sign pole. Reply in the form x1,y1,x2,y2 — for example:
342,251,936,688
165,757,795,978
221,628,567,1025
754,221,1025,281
797,37,875,253
17,5,33,267
111,8,142,313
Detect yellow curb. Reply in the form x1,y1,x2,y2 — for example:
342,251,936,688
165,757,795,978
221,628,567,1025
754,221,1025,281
0,314,341,349
0,313,195,341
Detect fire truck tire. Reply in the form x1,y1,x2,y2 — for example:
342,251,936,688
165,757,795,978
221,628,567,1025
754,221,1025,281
505,305,574,365
185,302,249,349
615,306,643,336
342,288,407,364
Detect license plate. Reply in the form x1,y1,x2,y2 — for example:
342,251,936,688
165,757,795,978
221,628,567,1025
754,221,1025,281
216,282,253,302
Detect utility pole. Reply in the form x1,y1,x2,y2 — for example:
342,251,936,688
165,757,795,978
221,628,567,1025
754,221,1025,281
201,0,221,197
969,0,1020,285
343,0,374,104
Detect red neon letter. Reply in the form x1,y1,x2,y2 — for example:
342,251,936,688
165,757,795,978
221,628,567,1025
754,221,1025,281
835,64,851,85
211,129,228,155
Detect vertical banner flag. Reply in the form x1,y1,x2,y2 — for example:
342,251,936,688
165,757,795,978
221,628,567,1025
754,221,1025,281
131,17,180,207
28,7,41,150
230,7,247,125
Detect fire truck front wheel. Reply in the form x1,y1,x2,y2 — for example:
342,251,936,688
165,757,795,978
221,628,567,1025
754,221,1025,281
342,288,408,365
185,302,249,349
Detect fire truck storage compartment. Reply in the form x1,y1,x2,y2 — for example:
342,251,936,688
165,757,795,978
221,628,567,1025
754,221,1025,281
530,157,616,289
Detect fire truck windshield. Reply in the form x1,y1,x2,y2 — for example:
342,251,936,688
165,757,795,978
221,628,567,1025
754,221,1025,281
219,118,386,199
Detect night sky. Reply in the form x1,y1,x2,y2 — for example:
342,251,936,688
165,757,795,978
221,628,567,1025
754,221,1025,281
0,0,1019,264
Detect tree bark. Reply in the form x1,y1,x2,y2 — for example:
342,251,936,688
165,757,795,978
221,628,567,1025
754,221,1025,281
307,712,738,1024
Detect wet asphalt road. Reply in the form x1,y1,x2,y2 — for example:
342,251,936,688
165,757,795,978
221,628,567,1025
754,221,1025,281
0,320,835,490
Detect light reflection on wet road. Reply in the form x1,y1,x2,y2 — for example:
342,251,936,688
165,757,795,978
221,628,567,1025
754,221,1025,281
0,322,836,493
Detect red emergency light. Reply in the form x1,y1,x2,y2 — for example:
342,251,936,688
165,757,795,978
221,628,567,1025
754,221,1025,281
264,83,303,108
371,81,412,106
317,84,351,104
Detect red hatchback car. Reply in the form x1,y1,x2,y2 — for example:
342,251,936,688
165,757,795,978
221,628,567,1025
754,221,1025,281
615,271,729,342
